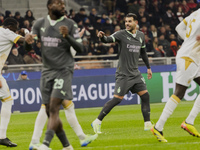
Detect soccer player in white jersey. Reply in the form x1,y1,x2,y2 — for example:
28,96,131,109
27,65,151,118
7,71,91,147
0,17,34,147
151,8,200,142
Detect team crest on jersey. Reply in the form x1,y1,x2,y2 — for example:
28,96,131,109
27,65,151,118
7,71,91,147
117,87,121,93
139,37,142,43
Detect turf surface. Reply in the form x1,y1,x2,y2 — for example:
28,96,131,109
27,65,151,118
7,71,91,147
1,101,200,150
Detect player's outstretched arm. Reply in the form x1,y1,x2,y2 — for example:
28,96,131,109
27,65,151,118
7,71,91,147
17,34,36,51
97,31,115,43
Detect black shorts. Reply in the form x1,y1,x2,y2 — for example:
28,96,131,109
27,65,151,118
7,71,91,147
114,74,147,96
40,69,73,104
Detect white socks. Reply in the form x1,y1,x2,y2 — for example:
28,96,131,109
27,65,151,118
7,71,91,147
31,105,47,144
186,94,200,125
0,100,12,139
144,121,152,127
155,95,180,131
94,118,102,125
64,103,86,140
31,101,87,144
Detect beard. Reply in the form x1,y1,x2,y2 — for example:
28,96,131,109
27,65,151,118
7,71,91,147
126,26,134,32
52,9,64,19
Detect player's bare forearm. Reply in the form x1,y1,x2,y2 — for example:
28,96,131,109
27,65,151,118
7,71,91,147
0,80,2,88
17,34,35,44
18,34,36,51
147,69,152,80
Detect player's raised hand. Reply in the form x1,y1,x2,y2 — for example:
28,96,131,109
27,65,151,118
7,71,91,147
79,28,85,38
25,34,36,44
59,25,69,38
147,69,152,80
97,31,105,38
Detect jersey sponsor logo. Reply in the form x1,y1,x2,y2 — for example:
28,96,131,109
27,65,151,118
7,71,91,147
129,49,140,52
127,44,141,53
40,27,46,32
41,36,62,47
127,44,140,49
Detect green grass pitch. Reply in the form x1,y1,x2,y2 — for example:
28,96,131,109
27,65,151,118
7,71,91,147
1,101,200,150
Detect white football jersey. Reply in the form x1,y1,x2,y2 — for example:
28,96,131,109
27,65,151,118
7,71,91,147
0,27,21,71
176,8,200,65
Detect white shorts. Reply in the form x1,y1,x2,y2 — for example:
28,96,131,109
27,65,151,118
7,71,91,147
176,57,200,87
0,75,12,102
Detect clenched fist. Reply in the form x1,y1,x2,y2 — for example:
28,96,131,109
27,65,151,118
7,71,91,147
97,31,105,38
59,26,69,38
25,34,36,44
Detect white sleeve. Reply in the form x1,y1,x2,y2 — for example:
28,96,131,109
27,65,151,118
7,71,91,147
5,29,22,43
175,20,186,40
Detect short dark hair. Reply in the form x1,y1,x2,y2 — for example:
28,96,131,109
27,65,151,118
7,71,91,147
126,13,137,21
47,0,54,9
3,17,18,27
80,8,85,11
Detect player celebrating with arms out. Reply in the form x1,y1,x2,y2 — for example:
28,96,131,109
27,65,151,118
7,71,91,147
91,13,152,134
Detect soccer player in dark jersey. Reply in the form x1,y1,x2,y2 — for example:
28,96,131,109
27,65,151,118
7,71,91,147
91,13,153,134
29,0,97,150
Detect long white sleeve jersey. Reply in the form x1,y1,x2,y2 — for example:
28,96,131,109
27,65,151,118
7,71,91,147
0,27,21,71
175,8,200,65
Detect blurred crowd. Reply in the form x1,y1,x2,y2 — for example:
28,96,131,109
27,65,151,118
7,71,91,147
0,0,200,66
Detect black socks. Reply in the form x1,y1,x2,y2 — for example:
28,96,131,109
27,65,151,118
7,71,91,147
140,92,150,122
98,97,122,120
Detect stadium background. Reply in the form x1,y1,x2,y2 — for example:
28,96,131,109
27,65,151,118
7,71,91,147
0,0,200,113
